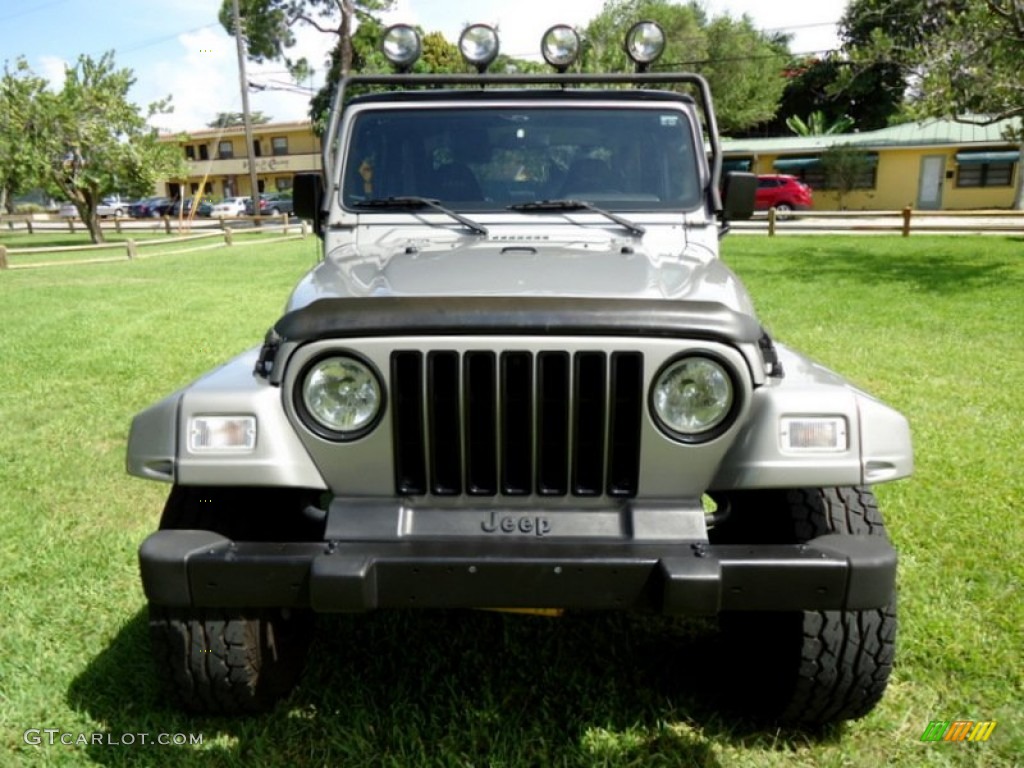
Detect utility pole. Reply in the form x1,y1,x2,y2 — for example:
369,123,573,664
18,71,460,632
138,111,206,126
232,0,261,213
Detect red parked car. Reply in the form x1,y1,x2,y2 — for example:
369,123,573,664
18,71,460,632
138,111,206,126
755,174,813,214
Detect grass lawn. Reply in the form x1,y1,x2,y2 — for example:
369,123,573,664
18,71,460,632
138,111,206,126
0,235,1020,767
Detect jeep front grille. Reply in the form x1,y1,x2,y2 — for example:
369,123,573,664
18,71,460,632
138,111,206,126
391,350,643,497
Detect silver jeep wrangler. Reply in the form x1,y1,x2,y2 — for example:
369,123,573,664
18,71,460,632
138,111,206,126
128,22,912,724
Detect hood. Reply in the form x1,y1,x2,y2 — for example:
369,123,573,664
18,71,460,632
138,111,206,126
286,224,756,316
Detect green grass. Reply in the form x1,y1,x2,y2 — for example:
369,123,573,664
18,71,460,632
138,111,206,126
1,235,1021,767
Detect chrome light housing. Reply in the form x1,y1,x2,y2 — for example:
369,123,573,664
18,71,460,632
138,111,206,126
298,355,384,440
541,25,581,72
651,355,737,442
381,24,422,72
459,24,500,72
625,21,665,71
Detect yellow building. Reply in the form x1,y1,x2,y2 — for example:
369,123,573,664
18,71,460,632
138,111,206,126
723,117,1022,211
160,121,321,200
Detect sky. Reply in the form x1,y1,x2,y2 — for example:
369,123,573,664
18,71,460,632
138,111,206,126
0,0,850,133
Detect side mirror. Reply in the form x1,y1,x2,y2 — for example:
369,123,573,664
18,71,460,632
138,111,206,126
292,173,324,234
720,171,756,222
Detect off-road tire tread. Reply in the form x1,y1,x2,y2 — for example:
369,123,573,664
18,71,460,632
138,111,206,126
149,606,310,714
781,487,896,726
716,486,897,726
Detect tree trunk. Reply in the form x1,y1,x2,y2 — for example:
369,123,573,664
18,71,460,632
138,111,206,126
79,200,104,244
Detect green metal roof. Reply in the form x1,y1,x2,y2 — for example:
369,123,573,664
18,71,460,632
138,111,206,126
722,116,1022,155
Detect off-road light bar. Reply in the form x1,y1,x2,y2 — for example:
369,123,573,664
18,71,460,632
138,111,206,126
541,25,581,72
625,20,666,71
188,416,256,452
459,24,500,72
381,24,422,72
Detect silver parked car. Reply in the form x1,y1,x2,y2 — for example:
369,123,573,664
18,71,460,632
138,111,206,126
129,21,912,725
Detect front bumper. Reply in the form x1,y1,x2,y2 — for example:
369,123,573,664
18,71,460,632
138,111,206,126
139,530,895,615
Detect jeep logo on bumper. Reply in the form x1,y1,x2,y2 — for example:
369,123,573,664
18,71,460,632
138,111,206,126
481,511,551,536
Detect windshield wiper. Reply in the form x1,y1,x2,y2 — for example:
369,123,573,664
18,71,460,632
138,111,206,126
353,196,488,236
508,199,645,237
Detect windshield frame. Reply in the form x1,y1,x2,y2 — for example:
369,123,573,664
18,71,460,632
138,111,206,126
335,98,708,217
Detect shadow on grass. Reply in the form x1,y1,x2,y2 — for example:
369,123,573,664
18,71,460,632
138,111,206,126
68,608,843,767
733,242,1020,296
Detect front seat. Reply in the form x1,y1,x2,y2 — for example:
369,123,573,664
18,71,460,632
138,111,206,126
558,157,624,197
433,162,484,201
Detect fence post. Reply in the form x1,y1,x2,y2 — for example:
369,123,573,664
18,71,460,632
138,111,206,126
902,206,912,237
224,227,234,246
114,218,122,234
67,218,75,233
27,219,34,235
300,220,309,238
768,207,777,237
282,212,289,234
0,245,8,269
163,216,172,235
126,239,137,260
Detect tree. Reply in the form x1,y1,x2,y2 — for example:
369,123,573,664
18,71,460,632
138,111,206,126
0,60,48,213
207,111,272,127
819,144,876,209
220,0,394,130
580,0,789,134
786,110,854,136
844,0,1023,208
21,52,185,243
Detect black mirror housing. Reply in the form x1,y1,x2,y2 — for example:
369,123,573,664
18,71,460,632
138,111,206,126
721,171,756,221
292,173,324,234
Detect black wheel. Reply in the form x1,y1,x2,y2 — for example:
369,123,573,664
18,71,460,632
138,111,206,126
710,487,897,726
149,606,312,714
147,485,324,713
269,207,280,215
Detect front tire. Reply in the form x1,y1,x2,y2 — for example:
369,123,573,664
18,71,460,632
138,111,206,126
147,485,323,713
149,607,312,714
711,487,897,726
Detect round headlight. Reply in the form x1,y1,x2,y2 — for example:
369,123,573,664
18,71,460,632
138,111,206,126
381,24,422,71
459,24,500,72
541,25,581,71
652,356,735,440
300,356,382,438
625,21,666,67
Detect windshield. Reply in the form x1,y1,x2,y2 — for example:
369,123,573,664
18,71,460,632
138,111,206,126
341,106,702,212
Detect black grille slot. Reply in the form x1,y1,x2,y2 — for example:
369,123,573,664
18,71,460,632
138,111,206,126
427,351,462,495
607,352,643,496
501,352,532,494
464,351,497,495
392,348,642,498
536,352,570,495
572,352,607,495
391,352,426,494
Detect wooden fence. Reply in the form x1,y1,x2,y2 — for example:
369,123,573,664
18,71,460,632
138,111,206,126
0,220,309,270
1,211,292,235
744,207,1024,236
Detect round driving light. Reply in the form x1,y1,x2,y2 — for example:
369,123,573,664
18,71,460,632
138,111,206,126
459,24,500,72
381,24,422,71
300,356,383,438
541,25,581,71
625,21,666,68
652,356,735,439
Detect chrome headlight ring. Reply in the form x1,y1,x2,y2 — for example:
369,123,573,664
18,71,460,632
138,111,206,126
294,353,386,442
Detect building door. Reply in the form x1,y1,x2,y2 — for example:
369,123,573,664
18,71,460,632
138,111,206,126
917,155,945,209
